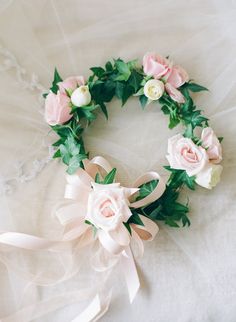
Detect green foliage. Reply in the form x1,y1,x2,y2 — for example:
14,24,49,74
136,180,158,201
50,68,63,94
94,168,117,184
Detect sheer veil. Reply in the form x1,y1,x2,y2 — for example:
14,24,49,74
0,0,236,321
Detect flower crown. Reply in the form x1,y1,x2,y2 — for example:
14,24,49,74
0,53,223,321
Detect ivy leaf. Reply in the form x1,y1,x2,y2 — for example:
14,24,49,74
139,95,148,109
53,149,61,159
128,70,143,92
115,82,125,99
184,123,193,138
65,135,80,156
99,102,108,120
165,217,179,227
184,82,208,92
135,179,158,201
90,67,105,78
103,168,117,184
59,144,71,165
50,68,63,94
169,116,180,129
121,85,134,106
95,173,101,183
191,111,208,128
127,213,144,226
105,61,113,72
123,222,132,235
114,59,131,81
67,154,87,174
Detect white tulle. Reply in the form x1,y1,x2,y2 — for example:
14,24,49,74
0,0,236,321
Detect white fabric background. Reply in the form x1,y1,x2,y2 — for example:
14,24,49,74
0,0,236,321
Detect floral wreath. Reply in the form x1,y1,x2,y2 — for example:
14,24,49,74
0,53,223,321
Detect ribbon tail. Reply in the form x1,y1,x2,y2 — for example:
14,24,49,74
121,247,140,303
71,291,112,322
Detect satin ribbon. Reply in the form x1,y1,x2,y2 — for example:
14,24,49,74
0,156,166,321
57,156,165,303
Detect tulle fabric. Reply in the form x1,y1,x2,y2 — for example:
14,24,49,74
0,0,236,321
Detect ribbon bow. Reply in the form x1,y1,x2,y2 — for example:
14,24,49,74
56,156,166,302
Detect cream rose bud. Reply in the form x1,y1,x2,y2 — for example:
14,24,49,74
144,79,164,100
86,183,132,232
195,164,223,189
166,134,208,176
71,85,91,107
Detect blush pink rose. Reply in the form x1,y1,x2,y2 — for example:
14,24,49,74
166,65,189,88
58,76,85,93
164,65,189,103
143,53,171,79
165,83,185,103
201,127,222,163
166,134,209,176
86,183,132,232
44,91,72,126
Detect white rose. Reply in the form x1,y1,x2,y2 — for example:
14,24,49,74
71,85,91,107
195,164,223,189
86,182,132,231
144,79,164,100
166,134,209,176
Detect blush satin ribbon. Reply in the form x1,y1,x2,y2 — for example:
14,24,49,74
0,156,166,322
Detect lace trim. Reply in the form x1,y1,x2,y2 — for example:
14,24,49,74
0,44,54,194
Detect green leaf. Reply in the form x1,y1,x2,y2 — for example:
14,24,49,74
115,82,124,99
218,136,223,143
133,87,144,96
165,217,179,228
105,61,113,72
53,149,61,159
95,173,101,183
59,144,71,165
103,168,117,184
67,154,87,174
161,105,170,115
128,70,143,92
169,116,180,129
50,68,63,94
139,95,148,109
182,215,191,227
121,85,134,106
43,93,48,98
127,213,144,226
123,222,132,235
66,136,80,156
184,123,193,138
90,67,105,78
136,179,158,201
114,59,131,81
186,82,208,92
99,102,108,120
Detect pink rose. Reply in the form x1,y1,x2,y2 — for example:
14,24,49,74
44,91,72,126
86,182,132,232
58,76,85,93
201,127,222,164
165,83,185,103
166,134,208,176
164,65,189,103
143,53,171,79
166,65,189,88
